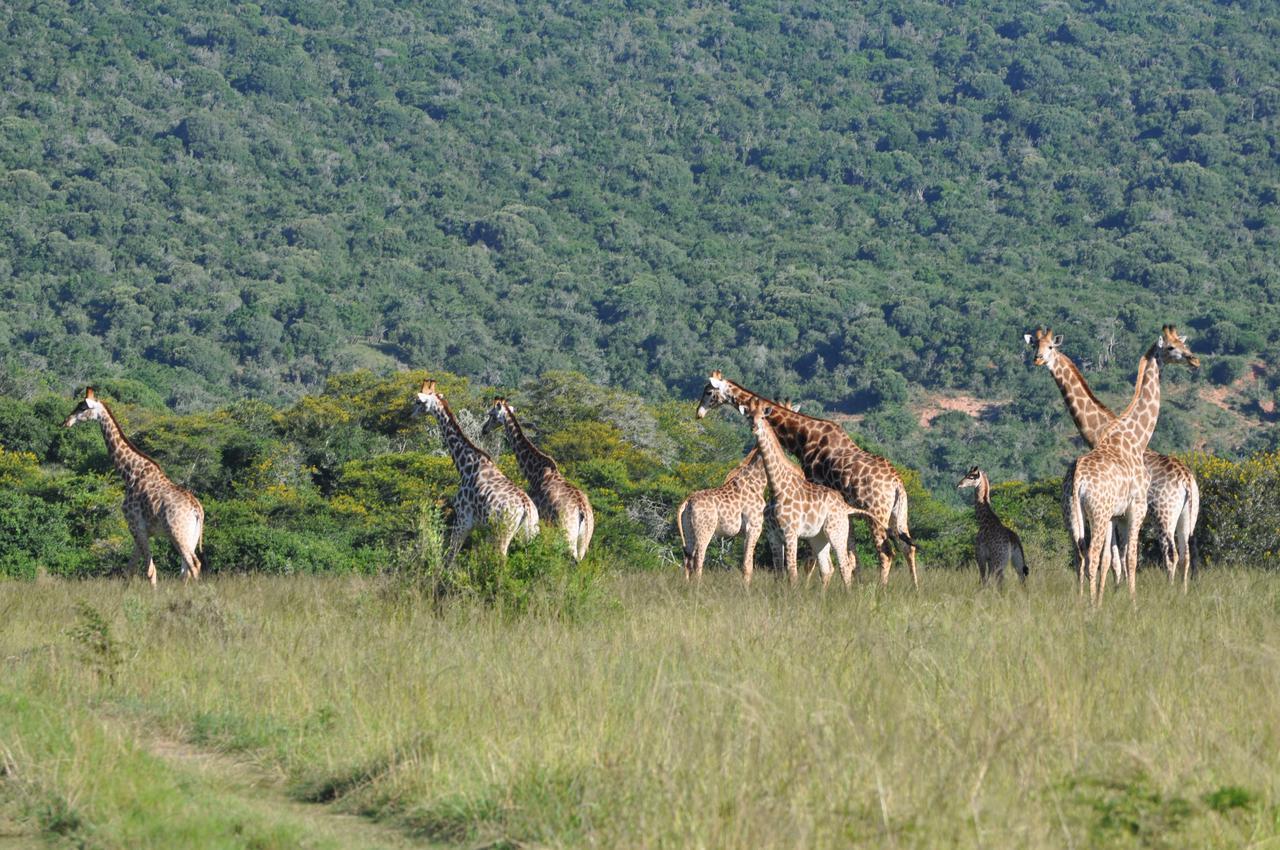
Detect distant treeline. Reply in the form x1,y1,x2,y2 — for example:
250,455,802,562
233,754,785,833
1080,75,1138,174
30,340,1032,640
1,0,1279,486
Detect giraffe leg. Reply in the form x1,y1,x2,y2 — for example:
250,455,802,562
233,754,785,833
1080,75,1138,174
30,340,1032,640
126,522,147,581
829,518,853,588
179,545,201,582
1088,520,1109,605
1175,505,1191,594
693,533,709,582
1125,503,1146,602
784,535,799,585
445,516,473,566
872,523,893,587
742,516,762,585
813,537,834,590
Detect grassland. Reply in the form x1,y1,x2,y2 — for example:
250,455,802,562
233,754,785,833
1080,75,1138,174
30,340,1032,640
2,566,1278,848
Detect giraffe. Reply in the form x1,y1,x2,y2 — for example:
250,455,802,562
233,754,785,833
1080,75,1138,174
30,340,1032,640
675,447,783,583
1064,327,1199,603
481,396,594,561
411,381,539,562
1027,328,1201,591
743,397,877,587
62,387,204,585
956,466,1028,585
698,371,918,587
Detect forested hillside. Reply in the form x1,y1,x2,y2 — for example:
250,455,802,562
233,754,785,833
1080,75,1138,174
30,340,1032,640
2,0,1278,483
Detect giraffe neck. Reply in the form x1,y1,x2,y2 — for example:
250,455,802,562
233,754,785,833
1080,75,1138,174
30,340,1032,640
1046,352,1117,447
971,474,997,523
97,404,158,490
1106,343,1163,453
429,401,488,480
724,447,767,489
752,415,803,495
500,406,556,480
725,381,832,460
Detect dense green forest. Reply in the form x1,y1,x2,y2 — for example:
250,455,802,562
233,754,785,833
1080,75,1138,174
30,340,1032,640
1,0,1278,489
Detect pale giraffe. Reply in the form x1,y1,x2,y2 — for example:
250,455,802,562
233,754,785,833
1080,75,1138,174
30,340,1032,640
676,447,786,583
1026,328,1201,591
698,372,918,587
63,387,204,585
957,466,1028,585
744,397,877,588
411,381,538,561
481,396,594,561
1065,327,1199,603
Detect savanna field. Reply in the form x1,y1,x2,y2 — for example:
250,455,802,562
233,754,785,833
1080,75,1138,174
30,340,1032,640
2,564,1279,849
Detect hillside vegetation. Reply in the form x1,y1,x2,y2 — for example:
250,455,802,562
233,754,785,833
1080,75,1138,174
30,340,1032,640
2,0,1279,482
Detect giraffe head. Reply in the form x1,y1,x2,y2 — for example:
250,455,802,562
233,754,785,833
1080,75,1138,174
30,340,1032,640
1156,325,1200,370
1023,327,1063,367
481,396,512,436
63,387,107,428
411,380,445,418
741,396,775,439
696,370,732,419
956,465,984,490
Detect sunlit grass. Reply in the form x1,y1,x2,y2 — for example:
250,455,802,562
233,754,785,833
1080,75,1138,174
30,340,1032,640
2,566,1278,847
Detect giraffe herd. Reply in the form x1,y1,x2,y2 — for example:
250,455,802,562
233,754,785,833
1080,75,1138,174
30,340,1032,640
61,324,1203,603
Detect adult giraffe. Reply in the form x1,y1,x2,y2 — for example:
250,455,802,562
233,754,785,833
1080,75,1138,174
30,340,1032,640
1027,328,1201,591
1065,326,1199,604
482,396,594,561
697,372,918,587
63,387,204,585
412,381,539,562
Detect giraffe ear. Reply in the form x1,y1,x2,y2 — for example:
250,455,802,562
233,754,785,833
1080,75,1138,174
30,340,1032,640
736,403,748,416
711,370,722,380
1023,333,1033,346
1052,334,1063,346
762,405,775,417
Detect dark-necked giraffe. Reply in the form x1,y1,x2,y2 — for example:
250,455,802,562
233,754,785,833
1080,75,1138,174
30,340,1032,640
744,397,875,588
957,466,1028,585
698,372,918,587
412,381,538,562
1065,327,1199,603
482,396,594,561
1026,328,1201,591
63,387,204,585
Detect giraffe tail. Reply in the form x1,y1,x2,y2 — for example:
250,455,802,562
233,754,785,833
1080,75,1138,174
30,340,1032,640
887,482,915,550
1011,532,1029,580
676,498,691,556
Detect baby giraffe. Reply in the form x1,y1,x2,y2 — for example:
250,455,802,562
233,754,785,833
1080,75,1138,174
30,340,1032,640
744,397,872,588
957,466,1028,585
63,387,204,585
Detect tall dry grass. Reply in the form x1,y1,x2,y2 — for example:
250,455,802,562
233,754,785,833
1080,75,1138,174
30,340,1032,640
2,566,1278,847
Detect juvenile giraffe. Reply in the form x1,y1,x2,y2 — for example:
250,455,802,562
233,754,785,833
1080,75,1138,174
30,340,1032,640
956,466,1028,585
744,397,876,588
1026,328,1201,591
412,381,539,561
1065,327,1199,603
676,447,782,583
63,387,204,585
699,372,918,587
481,396,594,561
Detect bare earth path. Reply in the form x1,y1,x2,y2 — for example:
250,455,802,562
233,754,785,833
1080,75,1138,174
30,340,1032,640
137,732,428,850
